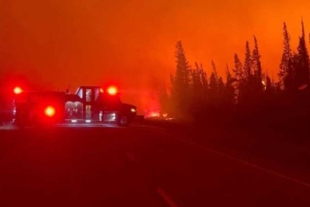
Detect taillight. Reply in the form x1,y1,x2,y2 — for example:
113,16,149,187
44,106,56,117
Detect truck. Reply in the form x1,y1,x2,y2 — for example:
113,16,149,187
12,85,137,127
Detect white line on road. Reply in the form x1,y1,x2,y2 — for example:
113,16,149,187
177,138,310,188
132,124,167,130
157,187,179,207
55,123,126,129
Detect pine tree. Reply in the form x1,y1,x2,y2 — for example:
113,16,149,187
174,41,191,88
218,77,225,104
190,62,203,108
193,62,203,90
265,74,272,92
252,36,263,93
211,60,218,80
209,72,217,104
279,22,294,91
200,64,209,103
170,41,191,117
244,41,252,80
233,53,243,81
225,65,236,105
243,41,256,105
232,53,244,103
263,73,274,105
209,61,218,101
295,20,310,88
209,60,218,98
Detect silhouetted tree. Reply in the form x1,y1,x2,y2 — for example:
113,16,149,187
190,62,203,110
192,62,203,92
233,53,244,81
225,65,236,105
200,64,209,103
189,62,212,114
211,60,218,80
218,77,225,104
209,61,218,104
252,36,264,94
170,41,191,117
295,20,310,88
279,22,294,91
232,53,244,103
166,20,310,124
244,41,252,80
264,73,273,96
238,42,254,105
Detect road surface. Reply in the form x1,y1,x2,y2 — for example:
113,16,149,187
0,123,310,207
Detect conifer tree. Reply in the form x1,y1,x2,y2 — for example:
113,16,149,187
170,41,191,117
279,22,294,91
295,20,310,88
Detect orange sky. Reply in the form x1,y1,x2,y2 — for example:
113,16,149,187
1,0,310,114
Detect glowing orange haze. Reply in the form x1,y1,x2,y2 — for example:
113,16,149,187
1,0,310,114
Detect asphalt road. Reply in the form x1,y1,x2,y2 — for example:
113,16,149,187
0,123,310,207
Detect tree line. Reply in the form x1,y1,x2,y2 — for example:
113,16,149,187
158,21,310,122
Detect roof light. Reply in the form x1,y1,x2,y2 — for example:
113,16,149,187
107,86,118,95
13,86,23,94
44,106,56,117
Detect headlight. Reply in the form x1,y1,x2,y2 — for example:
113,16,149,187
131,108,136,113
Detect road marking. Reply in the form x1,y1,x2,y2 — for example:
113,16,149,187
55,123,125,128
177,138,310,188
126,152,136,163
157,187,178,207
132,124,166,130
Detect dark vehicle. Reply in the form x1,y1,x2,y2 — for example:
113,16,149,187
0,86,21,125
0,101,14,126
65,86,137,126
13,90,66,127
12,85,137,127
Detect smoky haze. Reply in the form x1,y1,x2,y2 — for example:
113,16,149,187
1,0,310,114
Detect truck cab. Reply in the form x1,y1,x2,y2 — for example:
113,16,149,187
65,86,137,126
11,85,137,127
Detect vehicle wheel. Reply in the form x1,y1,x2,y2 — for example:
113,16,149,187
117,114,131,126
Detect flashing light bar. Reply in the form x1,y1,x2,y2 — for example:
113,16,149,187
13,86,23,95
107,86,118,95
44,106,56,117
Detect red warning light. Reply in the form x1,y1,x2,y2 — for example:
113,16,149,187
107,86,118,95
13,87,23,94
100,88,104,93
44,106,56,117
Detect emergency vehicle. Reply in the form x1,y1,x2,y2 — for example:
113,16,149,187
11,85,137,127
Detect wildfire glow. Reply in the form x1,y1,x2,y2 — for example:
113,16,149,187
148,112,160,117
